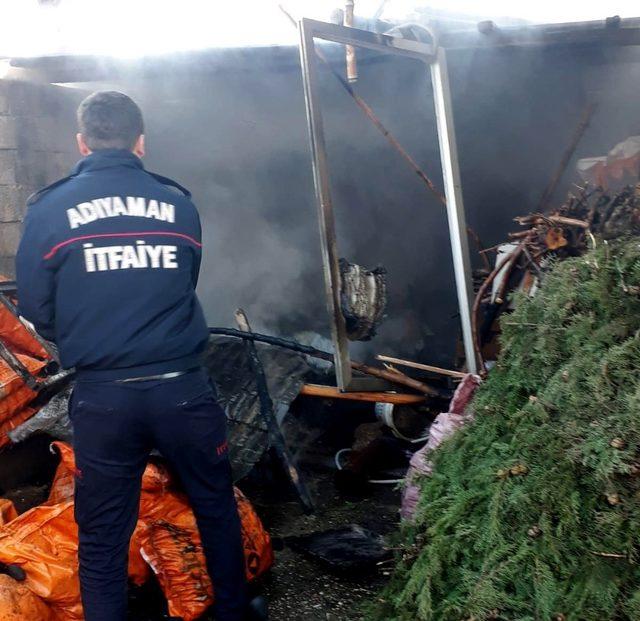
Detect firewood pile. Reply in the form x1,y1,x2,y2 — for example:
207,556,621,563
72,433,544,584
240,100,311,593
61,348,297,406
473,180,640,372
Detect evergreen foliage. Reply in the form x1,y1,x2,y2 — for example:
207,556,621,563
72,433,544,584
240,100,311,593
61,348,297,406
373,238,640,621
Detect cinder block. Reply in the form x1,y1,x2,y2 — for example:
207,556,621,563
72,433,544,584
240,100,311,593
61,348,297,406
0,222,22,256
24,116,78,151
43,150,76,182
0,117,19,149
0,82,33,116
0,256,15,278
0,150,19,184
0,149,74,188
10,150,48,187
0,185,31,222
0,81,79,116
0,93,10,116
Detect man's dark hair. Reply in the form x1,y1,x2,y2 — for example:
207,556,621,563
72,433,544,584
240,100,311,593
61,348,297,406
77,91,144,151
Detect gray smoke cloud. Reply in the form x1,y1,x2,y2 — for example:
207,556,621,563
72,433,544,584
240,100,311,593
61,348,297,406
53,40,640,367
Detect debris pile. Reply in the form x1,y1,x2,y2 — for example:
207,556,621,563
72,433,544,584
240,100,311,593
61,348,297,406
372,237,640,620
473,181,640,371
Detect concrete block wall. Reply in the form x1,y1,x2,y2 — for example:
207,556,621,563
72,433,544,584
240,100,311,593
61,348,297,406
0,81,82,277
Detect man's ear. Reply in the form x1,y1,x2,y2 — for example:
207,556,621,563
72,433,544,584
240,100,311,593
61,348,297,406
76,133,91,156
133,135,145,158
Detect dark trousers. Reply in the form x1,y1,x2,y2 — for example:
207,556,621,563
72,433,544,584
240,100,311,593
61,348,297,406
70,368,247,621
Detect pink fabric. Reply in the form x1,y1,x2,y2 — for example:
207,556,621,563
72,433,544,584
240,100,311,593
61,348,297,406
400,374,481,521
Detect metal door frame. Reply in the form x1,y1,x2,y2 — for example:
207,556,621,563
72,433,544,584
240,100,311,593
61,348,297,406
298,18,476,390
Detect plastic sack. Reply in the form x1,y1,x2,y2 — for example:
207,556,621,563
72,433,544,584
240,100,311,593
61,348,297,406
46,443,273,618
45,443,76,507
0,353,47,448
0,300,53,447
138,487,274,621
47,442,171,508
0,500,17,527
0,501,82,620
0,303,49,361
0,354,44,404
401,374,481,521
0,573,51,620
45,442,152,586
0,407,38,450
9,388,73,445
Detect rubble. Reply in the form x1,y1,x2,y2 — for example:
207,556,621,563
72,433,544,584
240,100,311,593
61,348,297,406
473,178,640,371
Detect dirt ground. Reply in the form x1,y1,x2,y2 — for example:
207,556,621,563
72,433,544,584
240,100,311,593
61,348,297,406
252,467,400,621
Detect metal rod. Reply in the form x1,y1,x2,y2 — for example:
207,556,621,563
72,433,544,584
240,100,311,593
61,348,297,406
430,46,477,374
280,6,446,206
234,309,315,513
0,340,38,390
299,18,434,60
299,18,353,390
295,18,477,375
0,281,16,294
208,327,444,396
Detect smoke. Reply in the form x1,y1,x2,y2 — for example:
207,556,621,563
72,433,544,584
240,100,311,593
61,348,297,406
4,1,640,58
45,36,640,367
92,47,455,364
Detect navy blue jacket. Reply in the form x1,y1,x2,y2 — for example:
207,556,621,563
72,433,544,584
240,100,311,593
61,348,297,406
16,149,209,380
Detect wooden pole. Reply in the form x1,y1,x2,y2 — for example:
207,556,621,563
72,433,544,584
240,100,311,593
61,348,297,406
344,0,358,83
376,355,466,379
537,102,595,212
300,383,427,404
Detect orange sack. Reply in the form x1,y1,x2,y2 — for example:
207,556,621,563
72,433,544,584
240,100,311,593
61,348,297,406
0,502,82,620
40,442,274,620
0,573,52,621
0,303,49,361
0,296,52,447
137,487,274,621
0,354,47,449
0,355,46,410
0,500,17,527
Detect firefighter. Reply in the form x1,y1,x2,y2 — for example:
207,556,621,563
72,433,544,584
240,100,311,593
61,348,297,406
16,91,266,621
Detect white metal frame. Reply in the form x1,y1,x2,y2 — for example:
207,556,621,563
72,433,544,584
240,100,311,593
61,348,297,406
298,18,477,390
